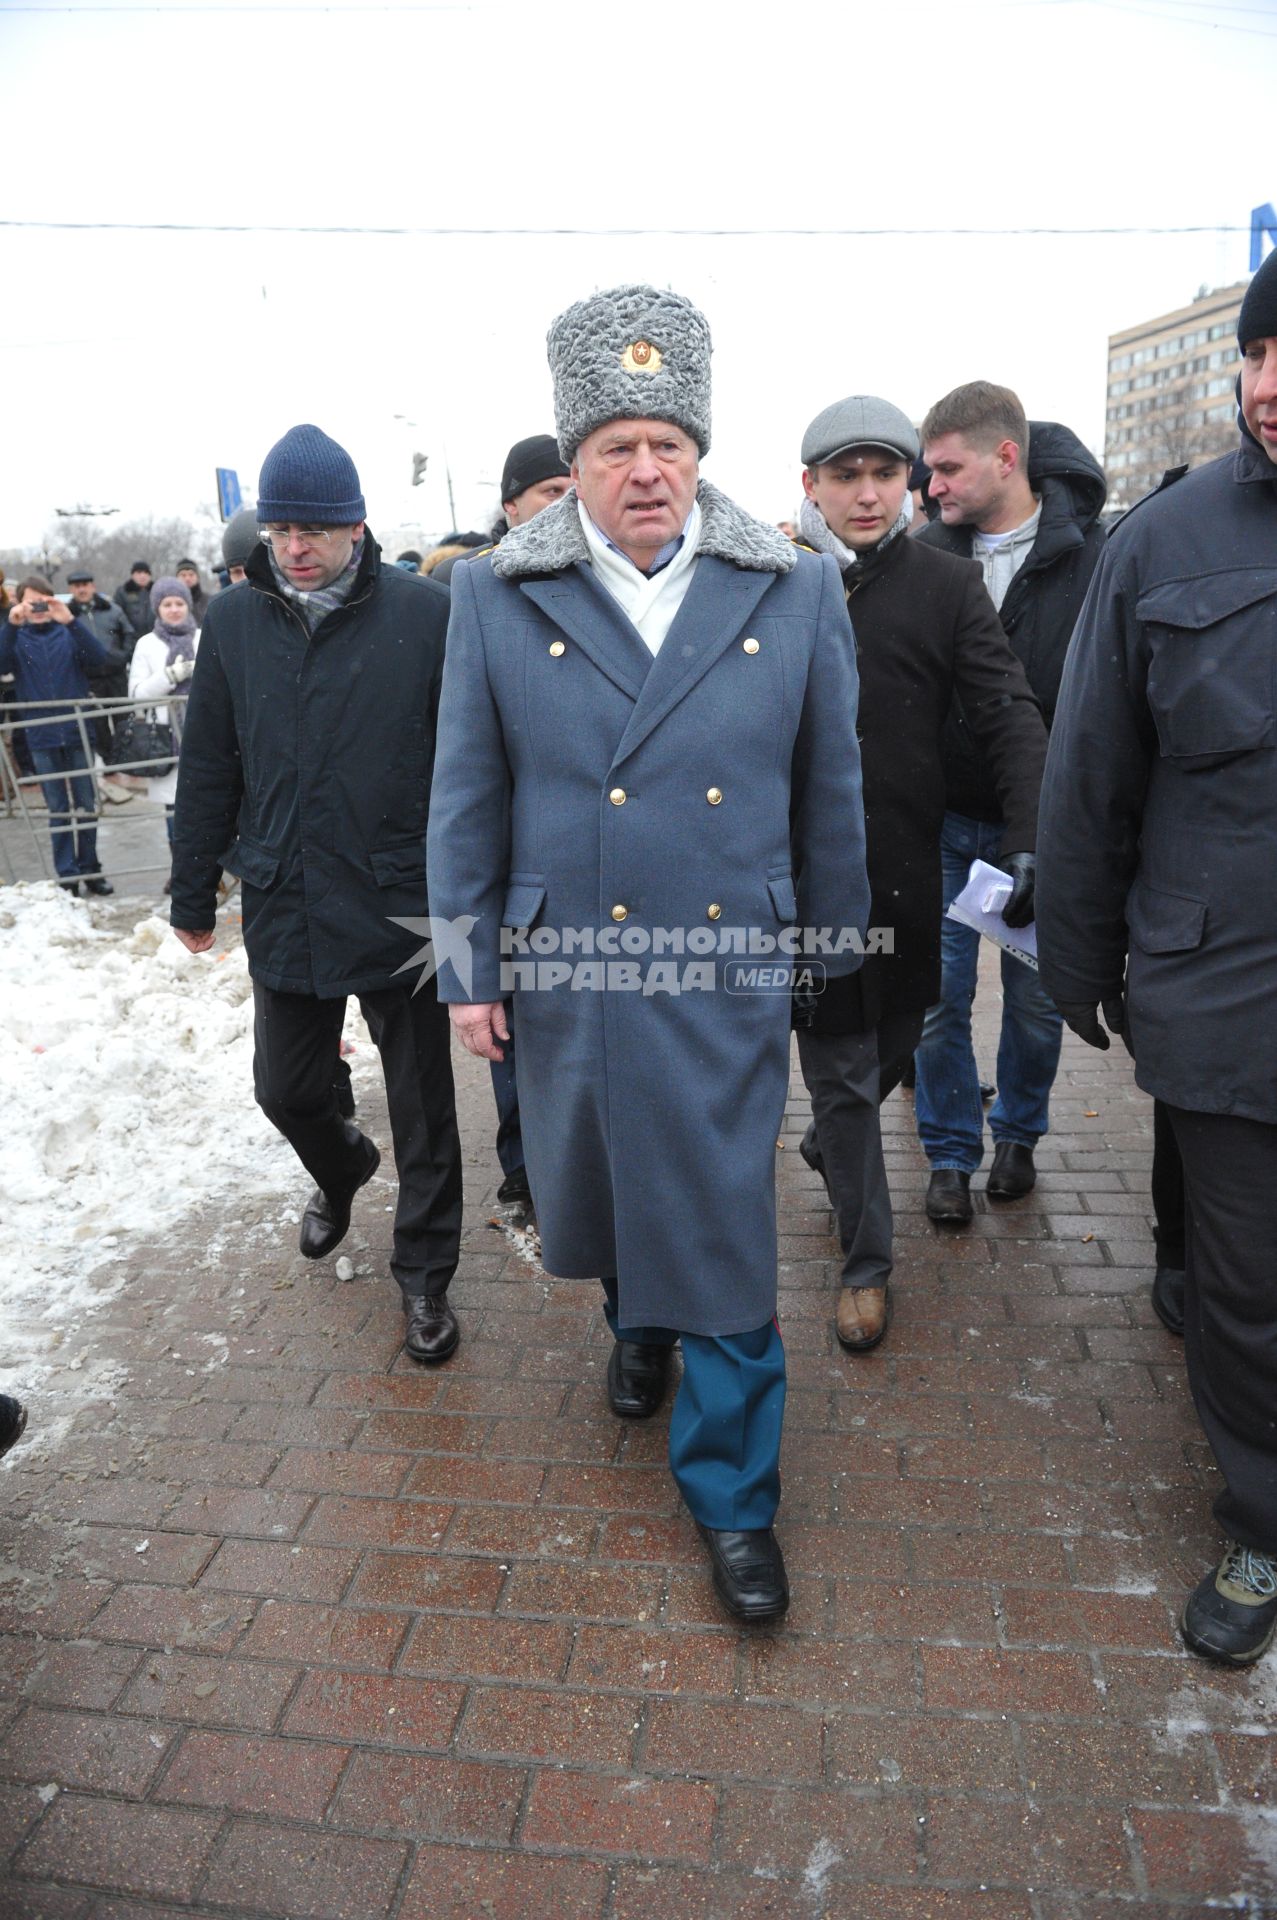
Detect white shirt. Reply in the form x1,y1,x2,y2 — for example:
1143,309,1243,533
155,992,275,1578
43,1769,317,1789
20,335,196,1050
578,498,701,656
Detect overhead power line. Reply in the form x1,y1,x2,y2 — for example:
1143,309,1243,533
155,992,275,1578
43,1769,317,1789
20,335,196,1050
0,219,1259,239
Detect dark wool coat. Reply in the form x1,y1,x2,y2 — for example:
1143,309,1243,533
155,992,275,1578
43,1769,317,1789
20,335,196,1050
920,420,1107,823
1037,428,1277,1122
170,534,450,997
809,531,1047,1034
74,593,135,697
427,482,870,1336
112,578,154,643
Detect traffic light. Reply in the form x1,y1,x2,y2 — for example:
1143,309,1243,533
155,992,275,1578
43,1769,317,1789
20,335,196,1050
411,452,429,486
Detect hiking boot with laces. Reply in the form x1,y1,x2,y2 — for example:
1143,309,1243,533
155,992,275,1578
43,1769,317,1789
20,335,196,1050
1181,1540,1277,1666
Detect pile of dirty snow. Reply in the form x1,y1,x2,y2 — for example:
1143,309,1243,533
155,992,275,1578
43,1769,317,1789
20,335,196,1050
0,884,370,1358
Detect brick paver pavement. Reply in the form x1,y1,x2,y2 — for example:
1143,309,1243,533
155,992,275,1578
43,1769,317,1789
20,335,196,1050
2,952,1275,1918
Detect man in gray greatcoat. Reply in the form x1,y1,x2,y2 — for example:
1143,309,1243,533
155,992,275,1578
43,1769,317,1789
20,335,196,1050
428,285,869,1623
1037,249,1277,1667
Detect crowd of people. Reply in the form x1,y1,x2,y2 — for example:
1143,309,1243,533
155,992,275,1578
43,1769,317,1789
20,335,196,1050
6,255,1276,1667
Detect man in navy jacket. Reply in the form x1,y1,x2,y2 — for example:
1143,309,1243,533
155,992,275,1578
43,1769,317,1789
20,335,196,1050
0,577,123,893
1037,253,1277,1667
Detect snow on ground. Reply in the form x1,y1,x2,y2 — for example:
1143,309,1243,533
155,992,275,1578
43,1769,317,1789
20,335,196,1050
0,883,373,1391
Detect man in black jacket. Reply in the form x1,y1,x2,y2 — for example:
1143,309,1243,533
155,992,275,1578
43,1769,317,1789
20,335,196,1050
913,384,1106,1223
169,424,463,1365
795,396,1047,1351
113,561,154,643
1036,254,1277,1666
66,568,134,770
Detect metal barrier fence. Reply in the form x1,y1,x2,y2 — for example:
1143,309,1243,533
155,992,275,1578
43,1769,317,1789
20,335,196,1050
0,693,182,886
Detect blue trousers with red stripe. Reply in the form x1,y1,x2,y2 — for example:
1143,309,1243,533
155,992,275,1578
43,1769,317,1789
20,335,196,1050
601,1278,786,1529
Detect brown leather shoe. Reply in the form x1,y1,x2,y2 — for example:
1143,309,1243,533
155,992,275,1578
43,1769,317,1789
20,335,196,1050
836,1285,891,1352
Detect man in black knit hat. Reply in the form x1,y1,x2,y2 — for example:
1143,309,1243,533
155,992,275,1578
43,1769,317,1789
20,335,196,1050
1037,248,1277,1668
169,424,463,1367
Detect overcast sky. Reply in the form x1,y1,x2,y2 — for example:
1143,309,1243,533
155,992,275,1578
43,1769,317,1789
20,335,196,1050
1,0,1273,557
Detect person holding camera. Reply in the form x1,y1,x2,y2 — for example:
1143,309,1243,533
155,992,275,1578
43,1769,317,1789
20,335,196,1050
0,577,124,894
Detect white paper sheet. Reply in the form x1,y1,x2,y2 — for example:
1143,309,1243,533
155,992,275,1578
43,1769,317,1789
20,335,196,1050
946,858,1039,970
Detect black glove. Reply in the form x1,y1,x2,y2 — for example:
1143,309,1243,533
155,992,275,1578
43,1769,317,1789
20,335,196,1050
1001,852,1036,929
1055,997,1127,1051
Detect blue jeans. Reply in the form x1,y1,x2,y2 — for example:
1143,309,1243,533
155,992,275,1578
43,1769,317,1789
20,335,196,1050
914,810,1063,1174
29,741,99,881
601,1279,786,1530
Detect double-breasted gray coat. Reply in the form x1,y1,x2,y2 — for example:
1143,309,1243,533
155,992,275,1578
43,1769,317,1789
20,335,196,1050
426,482,869,1335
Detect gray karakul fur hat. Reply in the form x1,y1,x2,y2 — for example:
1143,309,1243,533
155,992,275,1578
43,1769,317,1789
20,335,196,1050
548,284,712,462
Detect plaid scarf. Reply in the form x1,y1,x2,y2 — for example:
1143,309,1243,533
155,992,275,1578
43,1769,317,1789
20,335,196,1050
268,535,365,632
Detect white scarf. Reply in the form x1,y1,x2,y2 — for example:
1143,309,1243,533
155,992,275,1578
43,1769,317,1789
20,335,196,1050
578,498,702,656
797,490,913,571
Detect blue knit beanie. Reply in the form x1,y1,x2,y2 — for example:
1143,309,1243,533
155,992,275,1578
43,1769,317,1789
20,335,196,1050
256,424,366,524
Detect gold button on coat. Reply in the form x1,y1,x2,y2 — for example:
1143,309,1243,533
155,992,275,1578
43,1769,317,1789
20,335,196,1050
611,904,628,922
706,787,722,805
742,637,759,654
549,640,566,657
609,788,627,806
707,903,722,920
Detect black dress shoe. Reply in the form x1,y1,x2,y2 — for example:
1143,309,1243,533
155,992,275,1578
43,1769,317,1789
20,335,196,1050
57,878,80,896
0,1394,27,1459
980,1081,996,1104
698,1524,790,1624
606,1340,670,1419
1151,1262,1186,1337
496,1166,533,1207
82,875,114,896
298,1136,380,1259
926,1169,973,1224
986,1140,1036,1200
403,1293,460,1364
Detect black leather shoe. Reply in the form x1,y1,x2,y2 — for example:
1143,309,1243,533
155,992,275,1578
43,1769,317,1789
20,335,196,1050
606,1340,670,1419
496,1166,533,1207
82,875,114,896
1181,1542,1277,1665
1151,1262,1186,1337
698,1523,790,1624
298,1136,380,1259
926,1169,973,1224
58,878,80,896
402,1293,460,1364
980,1081,996,1104
986,1140,1036,1200
0,1394,27,1459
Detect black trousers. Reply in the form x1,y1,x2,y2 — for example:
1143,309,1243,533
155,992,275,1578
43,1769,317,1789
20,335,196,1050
1151,1098,1186,1269
1165,1104,1277,1554
253,979,462,1298
797,1008,926,1291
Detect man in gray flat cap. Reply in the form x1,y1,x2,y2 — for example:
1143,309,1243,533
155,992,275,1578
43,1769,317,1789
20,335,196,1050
795,395,1047,1354
428,285,870,1624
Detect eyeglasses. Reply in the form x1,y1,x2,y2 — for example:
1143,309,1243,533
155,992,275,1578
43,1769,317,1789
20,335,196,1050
258,524,345,548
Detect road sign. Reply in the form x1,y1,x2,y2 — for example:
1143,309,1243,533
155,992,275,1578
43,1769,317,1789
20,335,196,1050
216,468,243,521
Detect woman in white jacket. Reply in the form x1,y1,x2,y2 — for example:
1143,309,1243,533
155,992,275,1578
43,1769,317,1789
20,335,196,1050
127,574,200,885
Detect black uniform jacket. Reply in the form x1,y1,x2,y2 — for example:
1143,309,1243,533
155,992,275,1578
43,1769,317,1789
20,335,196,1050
811,529,1047,1034
1037,427,1277,1123
170,533,450,998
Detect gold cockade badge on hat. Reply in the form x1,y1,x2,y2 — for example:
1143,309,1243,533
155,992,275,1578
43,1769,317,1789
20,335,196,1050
620,339,662,374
